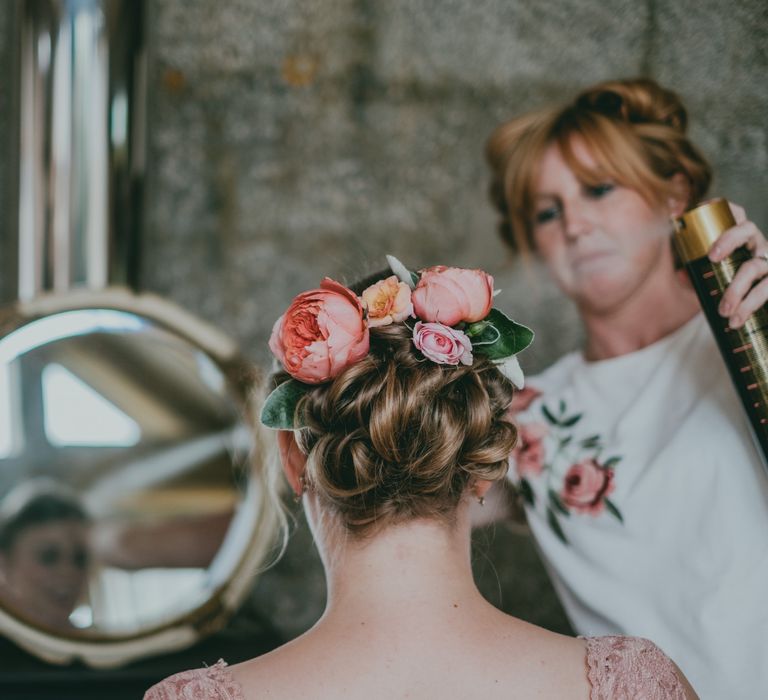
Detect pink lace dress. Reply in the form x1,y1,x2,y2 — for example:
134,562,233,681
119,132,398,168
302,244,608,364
144,635,690,699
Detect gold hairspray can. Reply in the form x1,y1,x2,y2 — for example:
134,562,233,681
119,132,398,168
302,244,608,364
673,198,768,465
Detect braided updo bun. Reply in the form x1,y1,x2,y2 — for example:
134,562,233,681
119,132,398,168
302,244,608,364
276,323,517,535
574,78,688,131
486,77,712,253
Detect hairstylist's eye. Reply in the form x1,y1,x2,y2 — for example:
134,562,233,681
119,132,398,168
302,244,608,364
534,204,561,225
585,182,615,198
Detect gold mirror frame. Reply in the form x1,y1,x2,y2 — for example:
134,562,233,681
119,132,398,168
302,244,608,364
0,287,279,668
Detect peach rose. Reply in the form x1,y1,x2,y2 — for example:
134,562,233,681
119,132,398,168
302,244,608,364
361,275,413,327
512,421,548,478
560,459,615,515
412,266,494,325
269,278,369,384
412,321,473,365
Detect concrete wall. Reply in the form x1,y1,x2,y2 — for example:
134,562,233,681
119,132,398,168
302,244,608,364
140,1,768,639
2,0,767,646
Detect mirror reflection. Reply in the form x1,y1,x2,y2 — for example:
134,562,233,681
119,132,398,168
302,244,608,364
0,308,256,637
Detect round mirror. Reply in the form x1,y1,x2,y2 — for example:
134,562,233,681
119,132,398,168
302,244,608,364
0,289,278,667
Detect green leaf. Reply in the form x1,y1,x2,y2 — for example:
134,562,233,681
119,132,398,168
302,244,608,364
260,379,308,430
604,498,624,523
580,435,601,449
465,320,498,341
558,399,566,414
560,413,583,428
541,404,560,426
548,489,570,517
602,456,622,469
469,308,534,360
519,478,535,506
547,507,569,545
559,435,573,448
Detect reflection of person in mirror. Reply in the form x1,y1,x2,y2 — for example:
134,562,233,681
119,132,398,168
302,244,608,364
484,78,768,697
146,267,697,698
0,480,90,632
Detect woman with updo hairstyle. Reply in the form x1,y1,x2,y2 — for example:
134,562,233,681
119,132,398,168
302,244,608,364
487,79,712,254
292,323,514,534
486,78,768,697
147,262,697,699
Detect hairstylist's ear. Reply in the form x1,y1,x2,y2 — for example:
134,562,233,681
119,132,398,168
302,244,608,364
277,430,307,497
667,173,691,218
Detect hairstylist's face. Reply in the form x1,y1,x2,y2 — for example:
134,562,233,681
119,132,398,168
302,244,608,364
0,520,89,630
531,139,679,315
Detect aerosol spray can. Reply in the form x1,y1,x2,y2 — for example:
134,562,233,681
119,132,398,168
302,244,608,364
673,198,768,466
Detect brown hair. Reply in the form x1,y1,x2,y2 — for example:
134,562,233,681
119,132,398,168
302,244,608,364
0,482,88,554
273,324,517,536
485,78,713,253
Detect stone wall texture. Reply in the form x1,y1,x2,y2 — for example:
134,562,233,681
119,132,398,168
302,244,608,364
2,0,767,649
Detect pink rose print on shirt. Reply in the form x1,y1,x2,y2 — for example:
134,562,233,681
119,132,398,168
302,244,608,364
508,385,542,415
515,397,624,545
512,422,548,478
560,458,615,515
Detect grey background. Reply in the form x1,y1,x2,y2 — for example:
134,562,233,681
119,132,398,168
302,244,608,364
2,0,767,646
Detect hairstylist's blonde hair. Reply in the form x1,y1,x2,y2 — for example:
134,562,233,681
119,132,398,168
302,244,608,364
485,78,713,253
271,324,517,536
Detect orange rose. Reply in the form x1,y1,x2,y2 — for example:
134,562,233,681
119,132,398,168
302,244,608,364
361,275,413,327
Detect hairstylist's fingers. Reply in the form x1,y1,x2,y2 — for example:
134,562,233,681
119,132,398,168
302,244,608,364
718,253,768,317
718,253,768,314
727,201,747,225
709,220,765,262
727,275,768,329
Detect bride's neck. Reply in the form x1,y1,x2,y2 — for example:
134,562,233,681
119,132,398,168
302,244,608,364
312,509,486,622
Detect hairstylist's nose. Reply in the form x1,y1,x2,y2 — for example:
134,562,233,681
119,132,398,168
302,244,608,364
563,201,592,239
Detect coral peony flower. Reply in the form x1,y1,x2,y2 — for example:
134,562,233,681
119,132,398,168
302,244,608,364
560,459,615,515
412,266,494,325
361,275,413,327
269,278,369,384
512,422,548,478
412,321,473,366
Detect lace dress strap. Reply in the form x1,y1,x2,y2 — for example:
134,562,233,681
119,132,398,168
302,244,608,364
584,636,689,700
143,658,245,700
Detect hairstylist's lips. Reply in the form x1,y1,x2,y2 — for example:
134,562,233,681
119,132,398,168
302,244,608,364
569,249,616,273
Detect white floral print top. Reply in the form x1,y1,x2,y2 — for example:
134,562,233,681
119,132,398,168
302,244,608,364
508,314,768,698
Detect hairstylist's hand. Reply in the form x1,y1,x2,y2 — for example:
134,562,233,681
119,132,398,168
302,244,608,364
708,202,768,329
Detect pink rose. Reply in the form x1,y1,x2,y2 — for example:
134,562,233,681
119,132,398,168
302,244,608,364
512,421,548,478
412,321,473,366
508,385,542,416
412,266,494,325
560,459,615,515
361,275,413,327
269,278,369,384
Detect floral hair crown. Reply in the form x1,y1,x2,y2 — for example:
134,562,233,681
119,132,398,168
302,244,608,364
261,256,533,429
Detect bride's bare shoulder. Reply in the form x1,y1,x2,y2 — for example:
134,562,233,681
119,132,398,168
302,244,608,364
226,634,321,698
